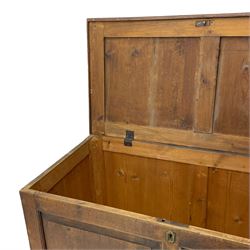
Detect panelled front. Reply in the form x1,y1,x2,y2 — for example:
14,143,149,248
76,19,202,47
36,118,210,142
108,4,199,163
89,18,250,154
42,214,159,250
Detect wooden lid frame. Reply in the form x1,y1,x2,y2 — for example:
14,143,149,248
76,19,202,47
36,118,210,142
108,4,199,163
88,13,250,154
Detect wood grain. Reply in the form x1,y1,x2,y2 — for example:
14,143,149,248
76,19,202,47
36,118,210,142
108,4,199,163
105,121,250,154
194,37,220,133
88,22,105,134
89,136,106,204
103,136,250,173
105,38,153,126
34,191,250,249
21,14,250,250
104,152,208,227
207,169,250,238
214,37,250,137
42,216,152,250
19,190,46,249
30,136,91,192
103,17,250,37
48,157,94,202
105,38,199,129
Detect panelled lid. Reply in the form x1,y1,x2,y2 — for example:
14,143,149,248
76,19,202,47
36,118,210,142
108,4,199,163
88,13,250,154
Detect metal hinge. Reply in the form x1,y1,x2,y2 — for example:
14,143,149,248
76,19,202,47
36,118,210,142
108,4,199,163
195,19,212,27
124,130,134,147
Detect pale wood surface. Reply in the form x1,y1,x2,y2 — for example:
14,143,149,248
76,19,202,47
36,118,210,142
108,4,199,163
103,136,250,173
104,151,208,227
89,16,250,156
89,136,106,204
103,18,250,37
105,37,199,129
20,190,46,249
30,136,92,192
88,22,105,134
43,217,151,250
48,157,94,202
214,37,250,137
20,135,250,248
31,190,250,249
194,37,220,133
207,169,250,238
21,14,250,250
105,121,250,154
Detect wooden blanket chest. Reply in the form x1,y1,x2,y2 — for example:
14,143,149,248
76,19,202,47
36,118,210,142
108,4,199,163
20,13,250,249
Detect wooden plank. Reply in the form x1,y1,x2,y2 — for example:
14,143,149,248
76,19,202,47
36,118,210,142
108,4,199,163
194,37,220,133
214,37,250,137
48,157,94,202
19,190,46,249
152,158,207,227
149,38,198,129
105,38,153,126
88,13,250,22
32,191,250,249
88,22,105,134
103,152,127,210
102,136,250,173
89,136,106,204
105,121,250,154
104,152,208,228
27,136,92,192
105,37,199,129
225,171,250,238
207,169,250,238
103,18,250,37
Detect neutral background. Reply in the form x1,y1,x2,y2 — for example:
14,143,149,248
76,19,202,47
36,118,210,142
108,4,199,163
0,0,249,249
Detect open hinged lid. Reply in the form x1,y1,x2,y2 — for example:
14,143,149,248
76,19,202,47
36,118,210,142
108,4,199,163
88,13,250,155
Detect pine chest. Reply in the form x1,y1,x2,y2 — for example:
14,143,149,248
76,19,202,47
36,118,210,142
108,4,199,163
20,13,250,249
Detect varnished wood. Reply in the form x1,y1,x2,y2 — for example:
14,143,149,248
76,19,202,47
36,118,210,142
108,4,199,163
103,136,250,173
21,14,250,250
20,135,250,247
194,37,220,133
48,157,94,202
104,152,208,227
105,37,199,129
20,190,46,249
29,190,250,249
30,136,92,192
90,16,250,156
214,37,250,137
103,18,250,37
42,215,155,249
105,121,250,154
88,22,105,134
89,136,106,204
207,169,250,238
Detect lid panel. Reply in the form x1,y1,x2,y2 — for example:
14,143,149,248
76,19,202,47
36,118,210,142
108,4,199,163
105,38,200,130
214,37,249,137
88,15,250,154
